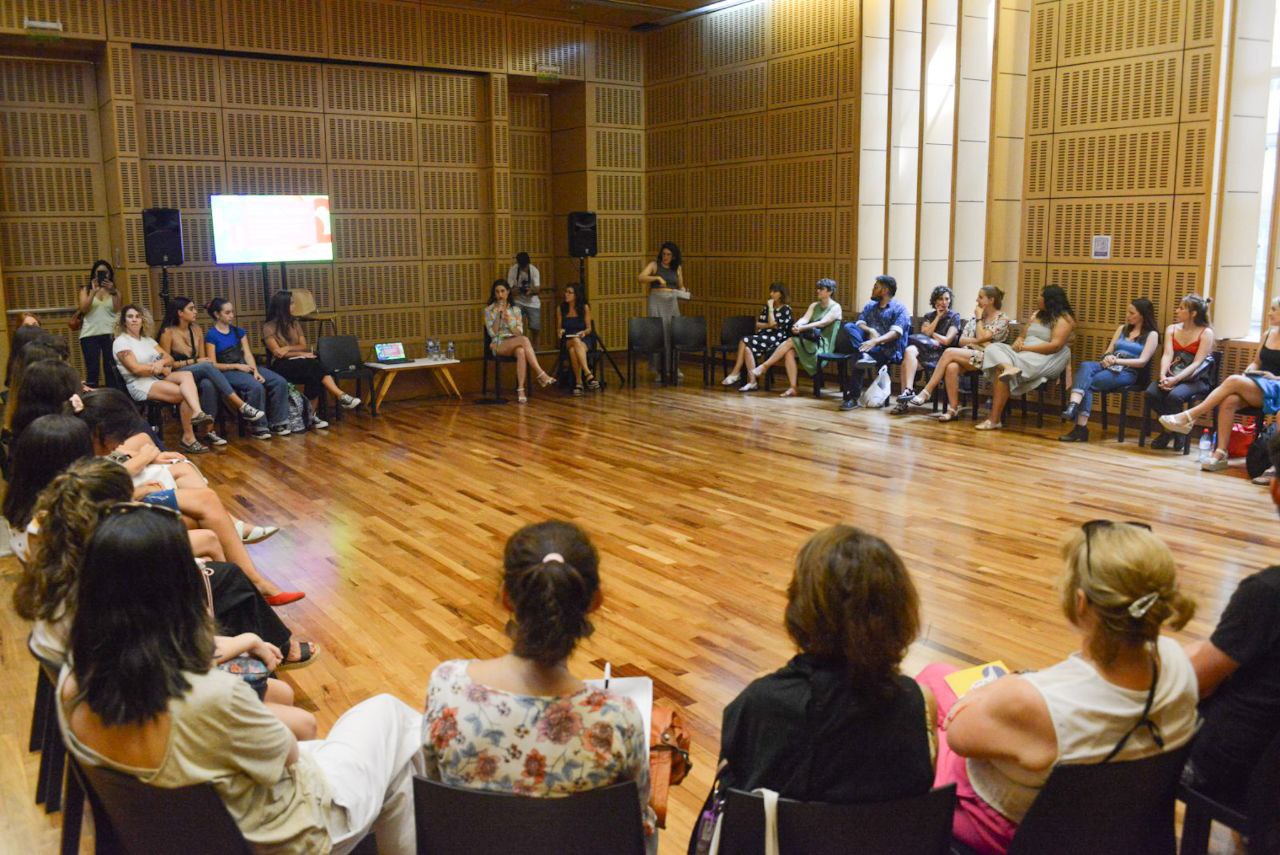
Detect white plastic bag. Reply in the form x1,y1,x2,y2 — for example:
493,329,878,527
859,364,892,408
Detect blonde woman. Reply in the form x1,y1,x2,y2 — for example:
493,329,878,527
918,522,1198,853
112,303,212,454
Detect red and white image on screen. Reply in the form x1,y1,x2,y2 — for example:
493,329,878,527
211,195,334,264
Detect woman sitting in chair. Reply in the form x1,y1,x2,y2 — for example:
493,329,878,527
718,525,935,802
892,285,963,409
421,520,654,837
485,279,554,404
1059,299,1160,442
1145,295,1216,453
745,278,842,397
57,507,424,854
204,298,292,439
901,286,1010,420
974,285,1075,432
722,282,793,389
1161,296,1280,471
263,290,361,420
112,304,213,455
559,283,599,395
918,522,1199,854
157,297,271,446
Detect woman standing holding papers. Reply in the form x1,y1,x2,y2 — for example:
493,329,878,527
638,241,690,382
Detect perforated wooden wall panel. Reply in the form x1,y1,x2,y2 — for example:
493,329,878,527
1,0,104,39
589,27,643,85
330,166,420,212
222,58,321,112
108,0,222,48
421,6,506,73
508,17,585,79
223,0,329,57
700,1,767,71
328,0,421,67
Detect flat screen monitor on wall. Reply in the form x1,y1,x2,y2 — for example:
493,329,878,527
210,194,333,264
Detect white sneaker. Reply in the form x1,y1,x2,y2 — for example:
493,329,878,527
722,373,740,386
239,402,266,421
203,431,228,447
738,382,758,392
1252,467,1275,485
312,418,329,430
339,394,361,410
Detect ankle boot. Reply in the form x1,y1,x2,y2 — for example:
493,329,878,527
1058,425,1088,442
1061,401,1079,422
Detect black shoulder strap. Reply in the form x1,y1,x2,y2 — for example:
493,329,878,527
1102,653,1164,763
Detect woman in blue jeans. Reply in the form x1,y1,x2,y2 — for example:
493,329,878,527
158,298,277,444
203,298,292,438
1058,298,1160,442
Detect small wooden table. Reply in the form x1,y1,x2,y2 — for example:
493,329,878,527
365,357,462,415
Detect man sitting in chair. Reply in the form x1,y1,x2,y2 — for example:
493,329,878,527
1182,431,1280,808
838,275,910,411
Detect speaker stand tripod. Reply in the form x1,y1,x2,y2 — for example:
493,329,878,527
157,266,171,315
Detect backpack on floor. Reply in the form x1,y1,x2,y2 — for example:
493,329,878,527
1247,420,1277,480
285,384,315,433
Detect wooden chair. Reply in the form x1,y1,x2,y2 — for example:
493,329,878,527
413,776,645,855
710,315,757,385
669,315,709,386
626,316,666,387
954,744,1190,855
716,784,957,855
1178,729,1280,855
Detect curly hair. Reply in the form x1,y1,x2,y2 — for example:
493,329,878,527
784,525,920,697
114,303,154,338
13,458,132,623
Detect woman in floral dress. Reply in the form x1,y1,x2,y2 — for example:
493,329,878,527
422,520,654,838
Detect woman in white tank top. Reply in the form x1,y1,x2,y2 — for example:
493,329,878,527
917,522,1199,854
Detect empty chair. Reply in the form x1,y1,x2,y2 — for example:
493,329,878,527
710,314,757,385
317,335,373,417
983,745,1190,855
626,316,666,387
669,315,709,385
413,776,645,855
715,784,957,855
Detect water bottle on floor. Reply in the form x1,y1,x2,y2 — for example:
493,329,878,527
1197,428,1213,463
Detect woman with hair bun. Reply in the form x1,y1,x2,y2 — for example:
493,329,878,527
1146,294,1216,452
717,526,936,802
917,522,1199,854
421,520,654,837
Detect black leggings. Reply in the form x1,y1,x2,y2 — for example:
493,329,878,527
207,560,291,652
79,334,121,388
270,356,330,400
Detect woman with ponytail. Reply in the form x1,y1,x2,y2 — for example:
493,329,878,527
1145,294,1216,452
917,522,1199,854
421,520,654,836
716,526,936,802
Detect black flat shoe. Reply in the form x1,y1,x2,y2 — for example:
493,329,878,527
1061,402,1079,422
1058,425,1088,442
1152,431,1173,450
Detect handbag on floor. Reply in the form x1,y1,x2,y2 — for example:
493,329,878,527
650,704,693,828
1247,420,1277,479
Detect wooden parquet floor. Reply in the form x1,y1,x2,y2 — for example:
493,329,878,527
2,382,1273,853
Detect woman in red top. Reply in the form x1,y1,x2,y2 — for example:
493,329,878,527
1145,295,1215,452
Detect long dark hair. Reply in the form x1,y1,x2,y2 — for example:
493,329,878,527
87,259,114,287
1036,285,1075,325
657,241,682,270
158,296,194,337
769,281,790,304
487,278,510,306
560,282,589,317
71,509,214,726
1124,298,1159,340
13,458,133,623
11,359,82,440
72,388,149,450
2,414,93,530
502,521,601,667
265,290,297,340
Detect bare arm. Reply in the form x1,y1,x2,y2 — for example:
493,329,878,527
936,324,959,346
77,285,95,313
213,632,282,670
1185,639,1239,700
944,675,1058,771
116,349,168,378
637,262,662,287
1158,327,1175,378
1020,316,1073,355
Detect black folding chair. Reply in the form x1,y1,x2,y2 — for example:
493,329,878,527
711,315,757,385
317,335,373,418
813,325,858,399
717,785,957,855
1178,729,1280,855
1096,362,1152,443
954,744,1190,855
481,328,521,403
626,317,666,387
669,315,709,386
413,776,645,855
1140,350,1222,454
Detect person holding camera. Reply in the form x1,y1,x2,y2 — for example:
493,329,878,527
506,251,541,343
78,259,123,388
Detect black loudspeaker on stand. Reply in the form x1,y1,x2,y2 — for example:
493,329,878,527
564,212,625,388
142,207,184,314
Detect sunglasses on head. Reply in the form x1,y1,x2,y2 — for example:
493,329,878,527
1082,519,1151,582
105,500,183,519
